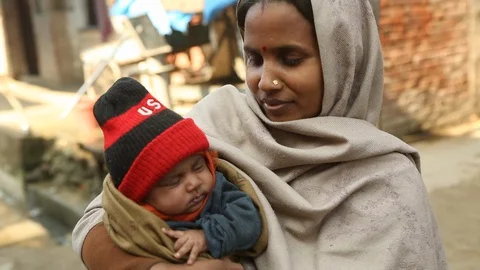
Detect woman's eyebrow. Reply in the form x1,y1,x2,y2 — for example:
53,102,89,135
244,45,259,54
276,45,308,53
245,44,307,54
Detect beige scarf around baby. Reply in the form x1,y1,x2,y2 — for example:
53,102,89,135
102,160,268,263
184,1,447,269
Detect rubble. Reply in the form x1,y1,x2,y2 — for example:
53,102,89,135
24,138,106,201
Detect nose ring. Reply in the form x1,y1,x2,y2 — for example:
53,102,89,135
272,79,280,86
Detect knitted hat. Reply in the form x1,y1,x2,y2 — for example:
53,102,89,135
93,77,209,202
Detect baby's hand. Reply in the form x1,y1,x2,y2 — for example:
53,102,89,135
162,228,208,265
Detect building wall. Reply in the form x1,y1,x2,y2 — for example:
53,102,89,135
473,0,480,115
29,0,90,85
0,4,9,76
0,1,29,77
379,0,473,136
66,0,91,82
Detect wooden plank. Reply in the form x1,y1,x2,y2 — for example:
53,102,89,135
0,220,48,247
161,0,204,13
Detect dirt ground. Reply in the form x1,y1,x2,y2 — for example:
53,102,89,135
429,178,480,269
413,126,480,270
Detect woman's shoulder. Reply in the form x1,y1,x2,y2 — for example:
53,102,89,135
185,85,251,137
326,151,424,203
320,152,446,268
200,84,245,103
186,84,243,114
329,151,430,223
349,151,422,190
347,151,419,179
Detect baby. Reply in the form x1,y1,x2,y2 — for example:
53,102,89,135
93,77,266,265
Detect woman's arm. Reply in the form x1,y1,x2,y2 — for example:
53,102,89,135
82,224,163,270
150,259,244,270
73,194,244,270
72,189,161,268
84,224,243,270
72,192,104,256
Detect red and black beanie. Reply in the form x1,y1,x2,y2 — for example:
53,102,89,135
93,77,209,202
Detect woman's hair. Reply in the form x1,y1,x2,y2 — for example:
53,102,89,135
236,0,314,36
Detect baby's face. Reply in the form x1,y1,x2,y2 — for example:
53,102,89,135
144,154,214,216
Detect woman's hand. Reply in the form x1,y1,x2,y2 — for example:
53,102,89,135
149,258,244,270
162,228,208,265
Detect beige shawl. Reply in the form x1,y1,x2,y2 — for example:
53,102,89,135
102,160,268,263
182,1,447,269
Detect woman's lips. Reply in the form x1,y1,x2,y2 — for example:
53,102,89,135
261,98,294,113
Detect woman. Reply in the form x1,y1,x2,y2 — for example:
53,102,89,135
73,0,447,269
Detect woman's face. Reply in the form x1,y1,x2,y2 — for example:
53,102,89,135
243,2,324,122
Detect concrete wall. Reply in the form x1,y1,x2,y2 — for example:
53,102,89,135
67,0,91,82
29,0,90,85
0,4,9,76
0,1,29,77
379,0,473,136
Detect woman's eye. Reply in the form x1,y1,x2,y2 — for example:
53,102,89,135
282,56,303,66
246,52,263,66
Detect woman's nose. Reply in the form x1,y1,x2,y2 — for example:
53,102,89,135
257,64,282,92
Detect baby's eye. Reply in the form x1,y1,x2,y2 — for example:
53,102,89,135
192,159,207,172
159,177,181,188
193,163,205,172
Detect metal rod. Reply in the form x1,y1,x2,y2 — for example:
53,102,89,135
60,34,130,119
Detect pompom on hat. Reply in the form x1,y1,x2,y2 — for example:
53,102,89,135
93,77,209,202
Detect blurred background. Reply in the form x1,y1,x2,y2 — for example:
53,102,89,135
0,0,479,269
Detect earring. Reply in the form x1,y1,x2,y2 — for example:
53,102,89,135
272,80,279,86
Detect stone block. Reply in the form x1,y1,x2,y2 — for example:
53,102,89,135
27,184,87,229
0,126,52,201
0,220,48,247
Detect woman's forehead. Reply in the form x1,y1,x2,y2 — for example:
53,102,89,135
243,2,316,49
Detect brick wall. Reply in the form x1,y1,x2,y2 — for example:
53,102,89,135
474,0,480,115
379,0,473,136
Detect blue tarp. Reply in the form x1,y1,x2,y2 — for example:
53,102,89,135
203,0,237,23
110,0,178,35
110,0,237,35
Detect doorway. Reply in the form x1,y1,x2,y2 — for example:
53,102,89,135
16,0,38,75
